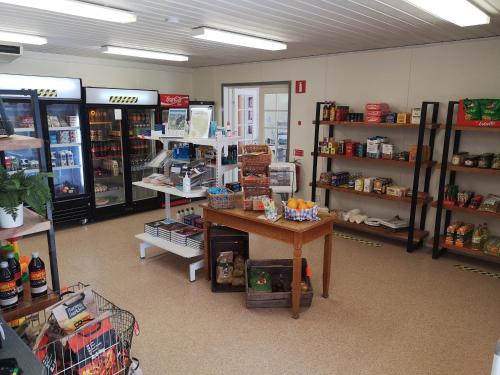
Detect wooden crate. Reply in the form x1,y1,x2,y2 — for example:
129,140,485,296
245,258,313,308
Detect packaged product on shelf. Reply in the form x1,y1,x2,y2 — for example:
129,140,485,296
382,143,394,160
335,106,349,121
478,194,500,213
337,140,345,154
471,225,483,250
457,191,474,207
386,185,409,198
480,99,500,121
483,237,500,257
411,108,421,124
478,153,494,168
455,224,474,247
0,261,18,308
355,143,367,158
463,155,479,167
446,222,462,245
66,151,74,166
367,136,386,159
469,194,483,209
365,103,390,111
384,112,397,123
451,152,468,166
347,113,364,122
444,184,459,206
331,171,349,186
249,268,272,292
320,172,332,184
345,142,356,157
395,151,409,161
329,104,336,121
354,177,364,192
216,251,234,285
373,177,392,194
58,151,68,166
363,177,375,193
492,154,500,169
409,145,430,162
396,113,411,124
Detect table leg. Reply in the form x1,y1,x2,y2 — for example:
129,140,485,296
323,232,332,298
204,219,211,280
292,235,303,319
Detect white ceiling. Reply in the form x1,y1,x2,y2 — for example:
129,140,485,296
1,0,499,67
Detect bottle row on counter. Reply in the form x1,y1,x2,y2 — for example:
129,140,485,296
446,222,499,256
318,135,429,162
444,185,500,213
322,102,421,124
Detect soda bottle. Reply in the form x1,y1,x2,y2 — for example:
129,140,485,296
29,252,47,298
6,253,23,298
0,261,18,308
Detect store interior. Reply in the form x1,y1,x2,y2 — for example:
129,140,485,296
0,1,499,374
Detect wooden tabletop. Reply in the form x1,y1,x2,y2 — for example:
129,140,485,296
200,204,334,233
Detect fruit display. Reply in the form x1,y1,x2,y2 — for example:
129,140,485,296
284,198,318,221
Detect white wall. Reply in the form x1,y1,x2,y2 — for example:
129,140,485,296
193,37,500,234
0,51,193,93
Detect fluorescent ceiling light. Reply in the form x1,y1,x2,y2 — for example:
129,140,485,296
102,46,188,62
405,0,490,27
0,0,136,23
0,31,46,45
192,27,287,51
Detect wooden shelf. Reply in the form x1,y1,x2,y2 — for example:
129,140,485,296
0,135,43,152
313,182,431,205
431,201,500,219
440,125,500,133
313,152,435,168
435,163,500,176
332,217,429,244
0,208,51,240
316,120,439,129
89,121,113,125
436,237,500,264
1,285,59,322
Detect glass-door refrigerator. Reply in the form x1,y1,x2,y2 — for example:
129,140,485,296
84,87,160,220
0,74,90,224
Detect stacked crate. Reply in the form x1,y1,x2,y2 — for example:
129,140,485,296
240,145,272,210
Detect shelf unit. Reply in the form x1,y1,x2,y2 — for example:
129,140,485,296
133,135,240,282
0,88,60,320
432,101,500,262
311,101,440,251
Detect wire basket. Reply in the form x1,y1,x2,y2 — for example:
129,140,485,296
17,283,137,375
208,189,236,209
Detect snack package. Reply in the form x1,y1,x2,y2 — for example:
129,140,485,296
51,287,98,334
216,251,234,285
480,99,500,121
446,222,462,245
249,269,272,292
478,194,500,213
463,99,481,120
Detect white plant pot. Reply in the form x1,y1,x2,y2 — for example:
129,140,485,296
0,204,24,228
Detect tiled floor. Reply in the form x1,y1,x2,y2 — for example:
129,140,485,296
20,207,500,374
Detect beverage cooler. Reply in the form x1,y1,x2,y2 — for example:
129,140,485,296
0,74,90,224
84,87,160,220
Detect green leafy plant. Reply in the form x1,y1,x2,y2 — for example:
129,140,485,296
0,166,52,220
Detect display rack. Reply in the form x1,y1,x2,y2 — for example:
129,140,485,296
0,89,60,320
133,134,240,281
431,101,499,263
310,101,439,251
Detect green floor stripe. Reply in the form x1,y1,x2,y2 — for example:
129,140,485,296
333,232,382,247
454,264,500,280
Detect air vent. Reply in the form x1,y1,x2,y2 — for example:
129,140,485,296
0,43,23,63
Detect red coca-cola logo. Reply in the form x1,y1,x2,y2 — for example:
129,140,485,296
160,94,189,108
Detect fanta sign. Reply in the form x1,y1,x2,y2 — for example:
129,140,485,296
160,94,190,108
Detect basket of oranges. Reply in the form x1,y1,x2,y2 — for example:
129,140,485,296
283,198,319,221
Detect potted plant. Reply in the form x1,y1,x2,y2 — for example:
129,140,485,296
0,167,52,228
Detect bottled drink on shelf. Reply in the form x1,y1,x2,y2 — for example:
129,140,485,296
6,253,23,298
29,252,48,298
0,261,18,308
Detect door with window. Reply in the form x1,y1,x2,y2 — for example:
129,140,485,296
261,86,289,162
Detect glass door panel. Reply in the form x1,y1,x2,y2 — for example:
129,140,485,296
89,107,126,207
263,92,289,162
47,103,86,198
4,101,40,175
128,108,157,202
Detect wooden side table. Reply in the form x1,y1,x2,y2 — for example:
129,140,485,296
201,204,334,319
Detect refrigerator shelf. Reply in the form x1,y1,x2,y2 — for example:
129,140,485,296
53,165,81,170
7,168,39,175
48,126,80,131
14,127,35,133
50,142,81,148
89,121,113,125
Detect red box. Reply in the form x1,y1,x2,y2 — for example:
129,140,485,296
345,142,355,157
365,110,388,117
365,103,389,111
365,116,383,123
457,99,499,127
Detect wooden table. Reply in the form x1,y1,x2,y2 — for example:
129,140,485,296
201,204,334,319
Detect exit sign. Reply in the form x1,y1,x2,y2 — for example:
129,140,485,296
295,80,306,94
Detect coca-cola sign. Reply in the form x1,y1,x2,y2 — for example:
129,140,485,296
160,94,190,108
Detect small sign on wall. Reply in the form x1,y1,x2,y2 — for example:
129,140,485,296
295,80,306,94
294,149,304,157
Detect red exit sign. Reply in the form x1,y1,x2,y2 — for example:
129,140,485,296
295,80,306,94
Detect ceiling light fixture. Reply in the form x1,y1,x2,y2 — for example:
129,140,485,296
405,0,490,27
0,31,47,45
0,0,136,23
192,27,287,51
101,46,188,62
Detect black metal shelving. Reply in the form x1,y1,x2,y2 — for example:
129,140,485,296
311,101,440,251
432,100,500,263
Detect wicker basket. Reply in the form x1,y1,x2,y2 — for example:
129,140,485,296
241,145,272,165
208,189,236,209
243,187,272,211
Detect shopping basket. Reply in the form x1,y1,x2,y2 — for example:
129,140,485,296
18,283,137,375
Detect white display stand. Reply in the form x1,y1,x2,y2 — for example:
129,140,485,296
134,134,240,281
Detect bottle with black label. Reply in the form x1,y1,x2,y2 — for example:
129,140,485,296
0,261,18,308
29,252,47,298
6,252,23,298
